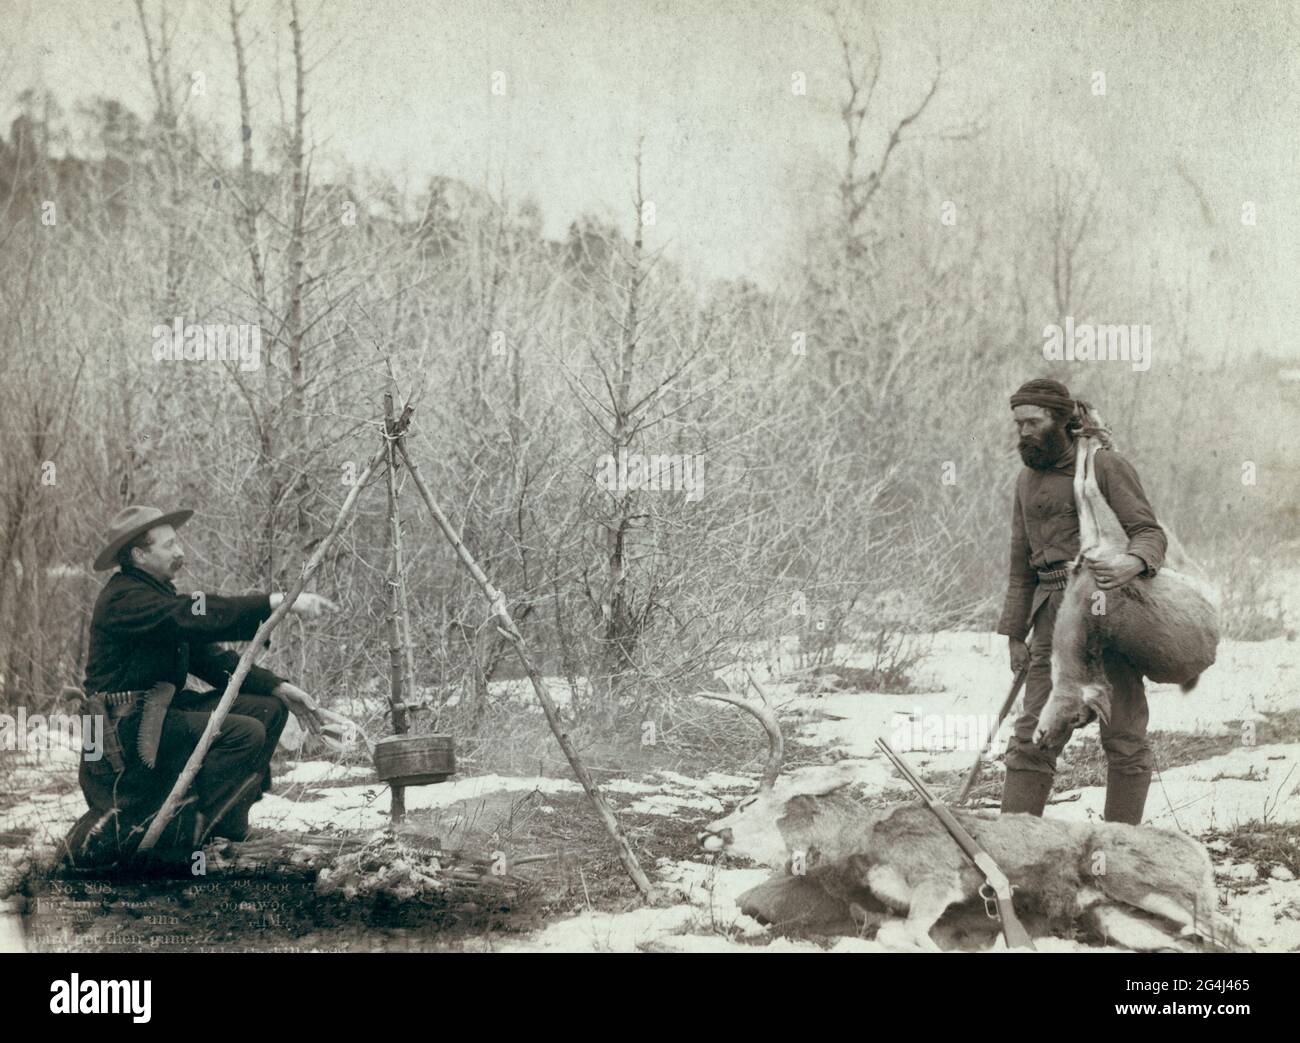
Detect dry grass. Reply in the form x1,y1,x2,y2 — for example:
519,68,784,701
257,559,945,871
1203,820,1300,882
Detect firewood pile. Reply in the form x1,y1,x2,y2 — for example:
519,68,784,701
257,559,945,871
202,829,530,903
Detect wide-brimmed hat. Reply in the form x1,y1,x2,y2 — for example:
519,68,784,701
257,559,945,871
93,505,194,571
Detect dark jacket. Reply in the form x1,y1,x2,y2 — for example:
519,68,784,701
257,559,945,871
83,565,285,696
996,442,1167,641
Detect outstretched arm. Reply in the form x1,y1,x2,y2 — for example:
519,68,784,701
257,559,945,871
103,584,276,642
191,592,335,730
104,582,334,639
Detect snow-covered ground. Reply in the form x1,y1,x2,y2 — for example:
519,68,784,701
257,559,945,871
3,625,1298,953
476,627,1299,953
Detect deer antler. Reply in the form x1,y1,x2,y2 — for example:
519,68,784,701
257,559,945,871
697,663,785,792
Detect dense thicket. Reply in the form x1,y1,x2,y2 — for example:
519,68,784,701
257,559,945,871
1,22,1292,728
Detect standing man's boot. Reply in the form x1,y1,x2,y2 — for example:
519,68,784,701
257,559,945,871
1103,770,1151,825
999,768,1053,816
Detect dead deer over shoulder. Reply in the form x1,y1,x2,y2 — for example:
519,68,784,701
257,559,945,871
1036,435,1219,748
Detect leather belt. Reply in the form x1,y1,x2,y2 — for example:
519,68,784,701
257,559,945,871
95,691,145,719
1035,564,1071,591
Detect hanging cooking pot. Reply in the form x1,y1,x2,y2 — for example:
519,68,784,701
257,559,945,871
373,733,456,786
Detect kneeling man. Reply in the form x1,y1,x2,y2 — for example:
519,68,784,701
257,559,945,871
74,505,335,853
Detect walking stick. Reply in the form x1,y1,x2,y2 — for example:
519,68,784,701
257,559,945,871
955,663,1028,805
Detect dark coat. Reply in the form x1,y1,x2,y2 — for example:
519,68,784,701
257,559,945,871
996,443,1167,641
83,565,285,696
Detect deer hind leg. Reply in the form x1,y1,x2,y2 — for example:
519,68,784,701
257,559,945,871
1088,903,1192,952
1119,889,1247,950
1124,891,1199,933
1136,890,1249,952
1177,912,1249,952
1077,437,1130,556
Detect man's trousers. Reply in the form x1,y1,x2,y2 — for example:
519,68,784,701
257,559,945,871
1004,587,1155,776
79,690,288,824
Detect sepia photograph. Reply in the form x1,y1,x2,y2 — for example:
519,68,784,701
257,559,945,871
0,0,1296,1000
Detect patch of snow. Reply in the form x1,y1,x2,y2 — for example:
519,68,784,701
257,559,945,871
636,933,824,953
255,773,584,833
700,771,760,790
499,861,777,952
1230,879,1300,951
487,676,586,710
279,760,374,785
601,778,665,796
626,793,724,815
605,771,763,817
2,789,85,844
1046,742,1300,833
496,904,700,952
0,899,26,953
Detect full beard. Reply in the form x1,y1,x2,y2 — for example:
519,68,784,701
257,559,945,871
1018,423,1071,469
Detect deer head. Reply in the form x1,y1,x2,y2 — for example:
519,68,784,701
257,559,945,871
695,666,866,866
1035,572,1114,751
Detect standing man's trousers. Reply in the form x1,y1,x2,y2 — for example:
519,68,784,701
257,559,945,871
1004,587,1155,776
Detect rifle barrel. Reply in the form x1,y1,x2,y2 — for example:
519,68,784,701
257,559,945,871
877,738,937,804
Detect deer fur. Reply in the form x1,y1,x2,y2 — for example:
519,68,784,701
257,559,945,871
695,674,1245,952
699,773,1246,952
1034,430,1219,748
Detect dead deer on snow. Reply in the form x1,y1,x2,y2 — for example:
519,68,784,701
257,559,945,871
696,675,1246,952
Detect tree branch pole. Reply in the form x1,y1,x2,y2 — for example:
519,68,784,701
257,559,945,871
395,439,655,899
383,394,410,823
137,416,408,853
381,365,421,721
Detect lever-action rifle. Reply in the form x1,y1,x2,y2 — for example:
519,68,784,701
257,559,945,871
876,736,1036,950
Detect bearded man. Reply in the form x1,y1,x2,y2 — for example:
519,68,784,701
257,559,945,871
69,505,336,858
997,378,1167,824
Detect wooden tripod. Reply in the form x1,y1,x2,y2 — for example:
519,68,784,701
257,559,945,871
135,399,655,898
